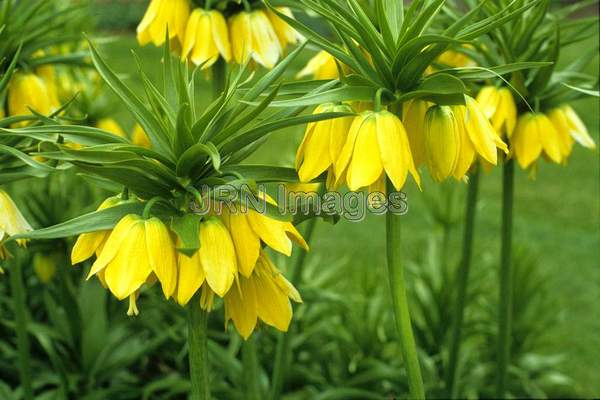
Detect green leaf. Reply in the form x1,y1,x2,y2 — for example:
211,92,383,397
9,202,145,241
220,165,308,183
176,142,221,178
170,214,202,257
266,86,377,108
0,144,55,172
397,73,466,103
445,62,553,80
0,125,128,146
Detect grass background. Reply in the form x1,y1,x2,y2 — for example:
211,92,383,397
88,0,599,389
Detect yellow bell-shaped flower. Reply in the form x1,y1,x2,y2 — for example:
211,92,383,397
423,106,461,182
223,251,302,339
266,7,299,49
175,217,237,304
297,51,340,80
548,105,596,153
511,113,563,169
8,73,56,124
88,215,178,301
476,86,517,137
402,99,431,167
336,110,421,191
137,0,190,48
229,10,281,69
296,103,354,188
181,9,231,68
221,193,308,278
0,190,33,255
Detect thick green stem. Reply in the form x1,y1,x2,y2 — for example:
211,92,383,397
496,159,514,397
445,168,480,398
269,216,318,400
188,303,211,400
10,254,33,400
386,178,426,400
243,335,261,400
212,58,226,100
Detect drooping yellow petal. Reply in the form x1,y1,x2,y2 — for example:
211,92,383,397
181,9,201,60
464,97,498,164
0,190,33,238
424,106,461,182
227,212,261,277
104,221,153,300
547,108,575,159
210,10,232,62
71,232,108,265
493,88,517,137
535,114,562,164
229,12,252,65
347,112,383,191
296,51,339,80
512,113,542,169
475,86,500,120
451,106,476,180
249,10,281,68
89,215,140,278
247,210,292,256
266,7,298,48
224,277,258,339
402,100,430,167
375,110,410,191
199,218,237,297
176,249,205,306
334,113,364,183
253,256,293,332
145,218,177,299
562,105,596,149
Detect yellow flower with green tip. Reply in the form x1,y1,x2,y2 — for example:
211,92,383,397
224,251,302,340
0,190,33,255
137,0,190,48
87,214,177,301
296,103,354,188
181,9,231,68
423,106,461,182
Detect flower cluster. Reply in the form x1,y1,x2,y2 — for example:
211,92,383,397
71,194,307,339
137,0,299,69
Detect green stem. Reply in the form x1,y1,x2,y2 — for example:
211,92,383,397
212,58,226,100
496,159,514,397
269,216,318,400
386,178,426,400
445,168,480,398
243,335,261,400
188,303,211,400
10,254,33,400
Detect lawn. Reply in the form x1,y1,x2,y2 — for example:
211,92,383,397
97,34,600,395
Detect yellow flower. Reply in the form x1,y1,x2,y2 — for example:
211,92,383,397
450,96,508,179
137,0,190,47
229,10,281,69
87,215,178,300
437,47,476,68
71,196,122,265
96,118,126,138
223,251,302,339
266,7,299,49
296,51,340,80
33,253,57,284
132,124,152,148
402,99,431,167
476,86,517,137
0,190,33,253
335,110,421,191
8,73,56,124
423,106,461,182
511,113,563,169
175,217,237,304
181,9,231,68
548,105,596,153
221,193,308,278
296,103,354,188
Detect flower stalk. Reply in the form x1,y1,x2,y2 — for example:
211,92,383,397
188,302,211,400
496,158,514,397
445,167,481,398
243,335,261,400
269,216,318,400
386,179,425,400
10,253,33,400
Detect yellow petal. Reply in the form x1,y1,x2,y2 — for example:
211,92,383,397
181,9,201,60
512,113,542,169
347,112,383,191
475,86,500,119
464,97,498,164
224,277,258,339
210,10,232,62
536,114,562,164
563,105,596,149
335,114,364,183
71,232,108,265
89,215,140,278
253,256,293,331
298,118,333,182
402,100,430,167
227,212,261,277
249,11,281,68
176,250,205,306
199,218,237,297
424,106,461,182
247,210,292,256
229,13,252,65
451,106,475,180
375,110,410,191
145,218,177,299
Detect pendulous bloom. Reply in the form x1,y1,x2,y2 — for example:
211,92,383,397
297,50,340,80
0,190,33,260
87,215,178,302
547,105,596,158
266,7,300,49
402,99,431,167
476,86,517,137
335,110,421,191
229,10,281,69
71,196,121,265
181,9,231,68
296,103,354,188
511,113,563,169
8,73,58,124
223,251,302,339
137,0,190,48
423,106,461,182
